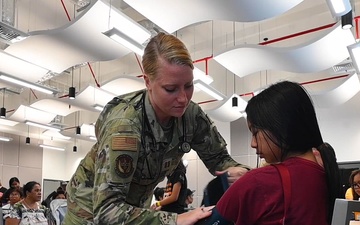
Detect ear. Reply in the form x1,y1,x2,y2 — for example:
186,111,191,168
144,74,151,90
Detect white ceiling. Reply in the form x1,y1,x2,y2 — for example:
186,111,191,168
0,0,359,147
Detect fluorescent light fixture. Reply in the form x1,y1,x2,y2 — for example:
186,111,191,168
193,67,214,84
93,104,104,111
194,80,225,100
0,74,56,94
39,144,65,151
326,0,351,17
0,118,18,126
42,130,71,140
104,28,145,56
0,136,12,142
10,36,27,43
106,2,151,45
348,42,360,74
25,121,61,132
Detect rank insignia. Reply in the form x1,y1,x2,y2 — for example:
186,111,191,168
115,154,134,178
163,158,172,170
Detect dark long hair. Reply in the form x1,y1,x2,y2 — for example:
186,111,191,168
9,177,20,188
245,81,341,223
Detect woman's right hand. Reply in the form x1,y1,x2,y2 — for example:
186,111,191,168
176,206,214,225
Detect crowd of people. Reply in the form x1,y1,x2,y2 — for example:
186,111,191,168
0,32,359,225
0,177,67,225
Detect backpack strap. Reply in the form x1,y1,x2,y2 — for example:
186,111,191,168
272,163,291,224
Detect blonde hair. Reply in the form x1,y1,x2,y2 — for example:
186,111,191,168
142,32,193,81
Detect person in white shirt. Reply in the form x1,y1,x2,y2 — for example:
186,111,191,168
2,188,22,222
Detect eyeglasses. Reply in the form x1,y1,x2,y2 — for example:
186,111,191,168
352,183,360,189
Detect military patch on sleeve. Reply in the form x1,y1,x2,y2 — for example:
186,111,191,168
112,136,138,151
115,154,134,178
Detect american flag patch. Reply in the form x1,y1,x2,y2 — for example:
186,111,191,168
112,136,138,151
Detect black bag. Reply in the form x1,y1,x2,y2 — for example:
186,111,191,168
196,173,233,225
202,173,229,206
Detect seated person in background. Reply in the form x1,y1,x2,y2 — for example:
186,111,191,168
215,81,342,225
2,188,23,221
59,181,68,197
53,190,66,200
1,177,22,206
347,169,360,200
153,187,165,201
345,187,353,200
49,194,68,225
185,189,195,211
5,181,48,225
42,190,66,207
151,161,188,214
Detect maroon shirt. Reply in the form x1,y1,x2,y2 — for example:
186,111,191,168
217,157,328,225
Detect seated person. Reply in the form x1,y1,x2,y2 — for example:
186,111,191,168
2,188,23,221
153,187,165,201
185,189,195,211
347,169,360,200
41,190,66,207
151,161,188,214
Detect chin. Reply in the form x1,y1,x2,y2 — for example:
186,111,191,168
172,112,185,118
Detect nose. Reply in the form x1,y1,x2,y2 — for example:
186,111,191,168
250,135,257,149
177,89,187,103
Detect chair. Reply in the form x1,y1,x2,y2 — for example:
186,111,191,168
49,199,67,225
331,198,360,225
0,207,3,225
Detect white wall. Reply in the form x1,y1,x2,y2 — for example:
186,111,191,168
42,139,93,181
316,92,360,162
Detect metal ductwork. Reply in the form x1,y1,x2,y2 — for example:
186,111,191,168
0,0,28,45
0,0,15,26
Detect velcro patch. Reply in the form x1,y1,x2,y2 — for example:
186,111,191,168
112,136,138,151
115,154,134,178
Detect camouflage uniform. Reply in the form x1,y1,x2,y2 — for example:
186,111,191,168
63,89,250,225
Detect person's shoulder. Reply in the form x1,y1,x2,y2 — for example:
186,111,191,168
184,101,207,122
39,203,48,210
186,101,202,113
0,186,7,192
243,165,278,179
2,203,10,209
12,201,24,209
118,89,145,102
96,90,144,130
284,157,323,170
108,89,145,110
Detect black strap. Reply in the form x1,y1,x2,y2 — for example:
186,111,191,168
272,163,291,225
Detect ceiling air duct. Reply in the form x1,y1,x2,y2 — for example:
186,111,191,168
0,0,15,26
0,0,28,45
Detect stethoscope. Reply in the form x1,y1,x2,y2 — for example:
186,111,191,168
140,93,191,154
139,93,191,180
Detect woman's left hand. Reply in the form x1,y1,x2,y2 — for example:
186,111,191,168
150,203,161,211
215,166,248,186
